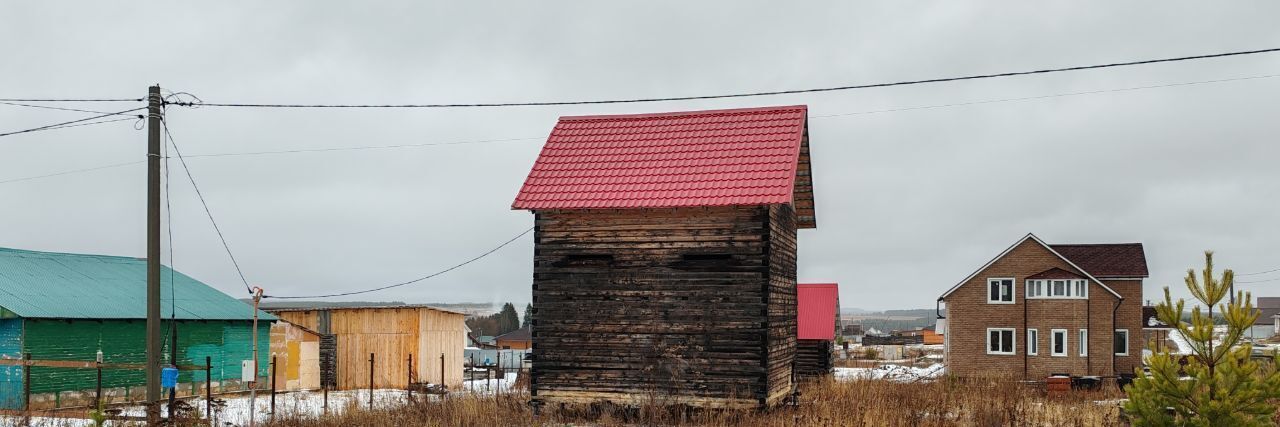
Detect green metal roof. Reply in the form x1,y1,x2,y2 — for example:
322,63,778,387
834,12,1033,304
0,247,275,321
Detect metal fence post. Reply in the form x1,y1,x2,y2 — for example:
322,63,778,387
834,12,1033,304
369,352,375,410
22,353,30,413
95,362,103,409
270,355,277,415
407,353,413,401
205,356,212,422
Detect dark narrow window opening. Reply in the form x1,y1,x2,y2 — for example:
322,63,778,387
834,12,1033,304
555,254,614,267
682,254,733,261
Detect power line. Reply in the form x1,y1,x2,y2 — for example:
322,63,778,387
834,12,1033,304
264,226,534,299
3,71,1276,186
40,116,143,132
1238,267,1280,277
0,101,134,116
0,160,143,186
1238,277,1280,284
809,73,1280,118
162,118,255,295
182,136,544,158
167,47,1280,109
0,107,146,138
0,98,142,103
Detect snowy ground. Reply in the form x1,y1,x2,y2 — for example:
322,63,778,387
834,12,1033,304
835,363,945,383
4,371,523,426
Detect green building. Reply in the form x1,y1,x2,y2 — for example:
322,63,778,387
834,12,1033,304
0,247,274,410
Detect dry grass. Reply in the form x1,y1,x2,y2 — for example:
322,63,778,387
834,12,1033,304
263,377,1124,427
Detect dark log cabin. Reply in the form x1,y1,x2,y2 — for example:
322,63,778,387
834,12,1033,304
795,283,840,378
512,105,817,409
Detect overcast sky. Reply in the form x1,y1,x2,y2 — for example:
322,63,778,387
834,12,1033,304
2,2,1279,311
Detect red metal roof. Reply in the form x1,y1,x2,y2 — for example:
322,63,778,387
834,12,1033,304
1050,243,1148,278
797,283,839,341
512,105,810,212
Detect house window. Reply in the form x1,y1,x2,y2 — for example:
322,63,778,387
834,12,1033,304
1028,279,1088,299
1114,329,1129,356
1026,280,1042,298
987,328,1015,355
1079,329,1088,356
988,278,1014,304
1027,329,1039,355
1051,329,1067,356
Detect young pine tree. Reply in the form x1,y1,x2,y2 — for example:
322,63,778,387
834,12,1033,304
1125,251,1280,426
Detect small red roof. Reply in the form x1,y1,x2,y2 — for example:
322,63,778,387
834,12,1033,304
512,105,815,227
1050,243,1148,278
797,283,839,340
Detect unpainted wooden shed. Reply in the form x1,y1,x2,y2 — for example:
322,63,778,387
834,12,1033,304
268,305,466,390
512,105,818,409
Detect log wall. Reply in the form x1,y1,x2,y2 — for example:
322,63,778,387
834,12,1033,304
531,205,798,408
794,339,832,378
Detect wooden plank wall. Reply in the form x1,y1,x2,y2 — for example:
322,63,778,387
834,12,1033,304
764,204,799,404
416,309,465,387
794,339,832,378
274,308,464,390
532,206,797,408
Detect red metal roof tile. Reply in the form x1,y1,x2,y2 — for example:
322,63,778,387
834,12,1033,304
797,283,840,341
512,105,809,210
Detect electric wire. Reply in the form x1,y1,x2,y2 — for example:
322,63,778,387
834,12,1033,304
0,107,146,138
0,98,142,103
0,160,144,186
162,118,255,295
162,105,177,354
1237,277,1280,284
808,73,1280,118
263,226,534,299
3,71,1276,187
0,101,134,116
166,47,1280,109
182,136,544,158
1237,267,1280,277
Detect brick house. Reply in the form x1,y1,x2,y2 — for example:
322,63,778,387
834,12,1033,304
937,233,1147,379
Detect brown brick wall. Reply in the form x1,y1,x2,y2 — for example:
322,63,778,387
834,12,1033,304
943,239,1143,379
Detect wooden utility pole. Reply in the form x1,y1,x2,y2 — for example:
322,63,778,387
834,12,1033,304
145,84,163,426
249,287,263,427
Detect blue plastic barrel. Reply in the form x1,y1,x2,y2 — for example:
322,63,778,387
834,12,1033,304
161,366,179,388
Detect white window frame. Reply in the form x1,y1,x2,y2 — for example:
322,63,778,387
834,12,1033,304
1027,328,1039,355
1114,329,1129,356
1051,329,1067,357
987,278,1015,304
1079,329,1088,356
1026,279,1088,299
986,328,1016,355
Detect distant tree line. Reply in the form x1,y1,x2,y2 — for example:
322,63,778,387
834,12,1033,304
466,302,530,337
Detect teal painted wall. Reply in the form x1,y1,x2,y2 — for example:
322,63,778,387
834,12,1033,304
21,319,269,395
0,319,22,410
